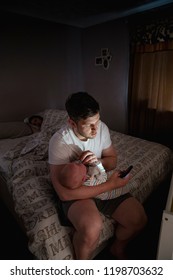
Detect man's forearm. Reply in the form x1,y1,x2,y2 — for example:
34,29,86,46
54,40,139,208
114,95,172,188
100,156,117,171
58,178,115,201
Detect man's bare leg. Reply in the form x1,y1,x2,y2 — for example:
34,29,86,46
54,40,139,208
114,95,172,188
68,199,103,259
110,197,147,259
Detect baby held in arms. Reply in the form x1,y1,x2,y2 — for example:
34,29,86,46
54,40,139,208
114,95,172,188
59,160,130,200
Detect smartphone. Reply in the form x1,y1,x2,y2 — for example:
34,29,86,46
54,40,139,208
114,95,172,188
119,165,133,178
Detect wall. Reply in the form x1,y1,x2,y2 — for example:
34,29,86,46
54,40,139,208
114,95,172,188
82,19,129,132
0,11,84,121
0,11,130,133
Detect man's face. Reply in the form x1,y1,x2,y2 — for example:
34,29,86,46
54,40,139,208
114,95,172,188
72,113,100,141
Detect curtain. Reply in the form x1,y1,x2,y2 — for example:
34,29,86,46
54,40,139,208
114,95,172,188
129,19,173,148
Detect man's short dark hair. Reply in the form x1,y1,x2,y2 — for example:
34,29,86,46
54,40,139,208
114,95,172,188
65,92,100,122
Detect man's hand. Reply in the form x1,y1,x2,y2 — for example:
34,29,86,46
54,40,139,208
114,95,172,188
79,150,98,165
107,170,131,190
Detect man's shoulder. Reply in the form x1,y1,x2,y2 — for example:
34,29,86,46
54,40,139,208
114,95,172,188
99,121,109,133
50,124,69,141
50,124,75,147
100,120,107,128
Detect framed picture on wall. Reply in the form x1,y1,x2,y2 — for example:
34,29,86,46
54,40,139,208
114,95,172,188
101,48,108,57
95,57,103,65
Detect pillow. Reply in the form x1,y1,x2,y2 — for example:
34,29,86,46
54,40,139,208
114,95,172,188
41,109,68,133
0,122,32,139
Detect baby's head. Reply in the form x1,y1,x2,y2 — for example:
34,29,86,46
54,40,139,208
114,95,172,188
59,162,87,189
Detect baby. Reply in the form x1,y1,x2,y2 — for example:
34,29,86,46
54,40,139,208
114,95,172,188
59,161,130,200
28,115,43,133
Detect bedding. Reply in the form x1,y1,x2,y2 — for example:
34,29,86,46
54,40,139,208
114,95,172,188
0,108,173,260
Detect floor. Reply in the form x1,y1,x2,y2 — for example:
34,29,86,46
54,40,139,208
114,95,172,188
0,176,171,260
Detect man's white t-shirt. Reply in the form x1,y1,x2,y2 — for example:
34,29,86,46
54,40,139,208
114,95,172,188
48,121,112,165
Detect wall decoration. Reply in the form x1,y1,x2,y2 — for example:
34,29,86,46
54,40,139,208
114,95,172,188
95,48,112,70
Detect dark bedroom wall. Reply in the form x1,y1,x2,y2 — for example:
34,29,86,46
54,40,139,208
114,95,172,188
82,19,129,132
0,11,84,121
0,10,130,130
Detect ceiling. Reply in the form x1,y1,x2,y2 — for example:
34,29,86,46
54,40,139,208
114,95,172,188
1,0,173,27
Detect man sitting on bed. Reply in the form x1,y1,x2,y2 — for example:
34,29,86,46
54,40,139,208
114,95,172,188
48,92,147,260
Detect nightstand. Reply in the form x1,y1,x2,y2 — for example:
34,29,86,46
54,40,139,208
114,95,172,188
157,173,173,259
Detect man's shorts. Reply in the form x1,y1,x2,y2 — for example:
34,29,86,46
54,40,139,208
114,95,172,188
57,193,132,227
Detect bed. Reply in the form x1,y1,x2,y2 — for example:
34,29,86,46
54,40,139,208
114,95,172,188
0,108,173,260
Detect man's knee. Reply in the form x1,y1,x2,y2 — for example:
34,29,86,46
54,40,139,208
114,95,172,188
133,208,148,230
80,216,103,246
